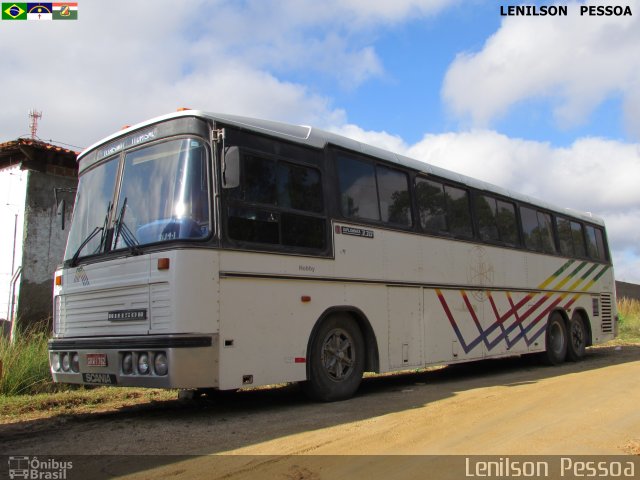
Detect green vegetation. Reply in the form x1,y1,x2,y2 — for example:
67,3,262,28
0,321,58,396
0,387,175,422
617,297,640,342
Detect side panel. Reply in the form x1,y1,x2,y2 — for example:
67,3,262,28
217,249,390,389
218,276,325,390
216,221,616,388
425,288,484,363
387,287,423,368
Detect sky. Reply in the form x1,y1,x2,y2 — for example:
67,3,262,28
0,0,639,283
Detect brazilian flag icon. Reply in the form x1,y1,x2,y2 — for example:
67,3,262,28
2,3,27,19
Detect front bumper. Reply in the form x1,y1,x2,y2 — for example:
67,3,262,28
48,334,219,389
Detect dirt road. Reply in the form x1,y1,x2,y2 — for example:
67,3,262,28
2,345,639,479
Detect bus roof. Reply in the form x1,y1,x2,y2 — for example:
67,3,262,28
79,110,604,226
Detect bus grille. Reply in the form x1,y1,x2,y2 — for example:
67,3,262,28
600,293,613,333
61,285,150,336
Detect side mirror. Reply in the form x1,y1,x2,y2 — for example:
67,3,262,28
57,199,66,230
222,146,240,189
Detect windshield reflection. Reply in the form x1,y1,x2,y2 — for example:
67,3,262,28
65,137,210,263
64,160,118,261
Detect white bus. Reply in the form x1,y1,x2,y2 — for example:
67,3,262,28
49,110,617,401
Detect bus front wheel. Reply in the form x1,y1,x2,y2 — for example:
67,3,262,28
303,314,365,402
544,312,568,365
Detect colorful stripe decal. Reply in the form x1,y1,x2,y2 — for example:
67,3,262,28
436,261,610,355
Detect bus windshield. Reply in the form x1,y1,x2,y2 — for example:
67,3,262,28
65,137,210,262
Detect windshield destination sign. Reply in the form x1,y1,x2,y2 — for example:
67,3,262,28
98,129,158,160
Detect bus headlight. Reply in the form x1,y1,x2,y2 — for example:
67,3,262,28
154,352,168,376
71,352,80,373
122,353,133,374
61,353,70,372
138,353,150,375
51,353,61,372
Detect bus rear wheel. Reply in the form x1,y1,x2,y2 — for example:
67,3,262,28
303,314,365,402
543,312,568,365
566,313,587,361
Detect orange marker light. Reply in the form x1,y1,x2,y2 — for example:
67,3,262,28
157,258,170,270
55,275,62,286
177,107,191,112
301,295,311,303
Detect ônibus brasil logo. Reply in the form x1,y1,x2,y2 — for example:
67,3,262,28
8,456,73,479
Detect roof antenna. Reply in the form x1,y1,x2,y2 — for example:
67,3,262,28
29,109,42,139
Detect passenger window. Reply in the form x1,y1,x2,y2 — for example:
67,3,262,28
337,156,379,221
496,200,518,245
445,185,472,237
337,155,413,227
477,195,517,245
557,217,573,256
415,178,471,237
477,195,499,242
571,221,586,257
585,225,599,259
415,178,446,232
243,155,276,204
521,207,556,253
594,227,607,261
227,152,326,251
281,213,326,249
521,207,540,250
228,206,279,245
276,162,323,213
537,212,556,253
377,165,411,226
557,217,586,258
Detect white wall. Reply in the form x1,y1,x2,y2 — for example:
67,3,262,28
0,166,27,320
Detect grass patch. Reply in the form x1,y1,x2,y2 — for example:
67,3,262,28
0,387,176,423
0,321,61,396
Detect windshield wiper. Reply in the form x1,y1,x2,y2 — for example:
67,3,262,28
113,198,143,256
69,202,111,267
70,226,103,267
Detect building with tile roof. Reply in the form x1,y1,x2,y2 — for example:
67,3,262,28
0,138,78,333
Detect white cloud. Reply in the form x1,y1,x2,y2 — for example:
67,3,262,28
329,124,409,152
442,0,640,135
0,0,458,148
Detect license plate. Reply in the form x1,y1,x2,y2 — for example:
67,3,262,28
83,373,117,385
86,353,108,367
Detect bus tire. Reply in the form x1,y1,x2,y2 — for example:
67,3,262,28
566,313,587,361
544,312,568,365
303,314,365,402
